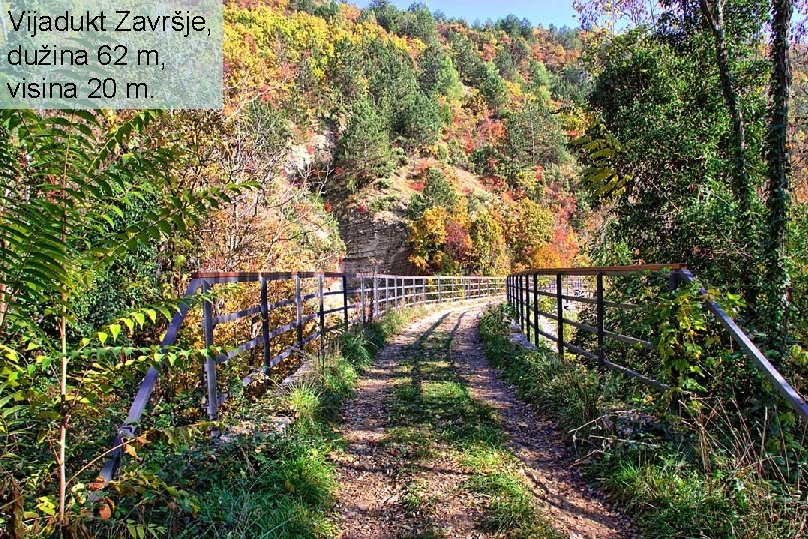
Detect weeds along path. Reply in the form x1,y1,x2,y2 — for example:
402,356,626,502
333,306,632,539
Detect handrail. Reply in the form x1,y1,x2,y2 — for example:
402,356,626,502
99,278,203,482
100,271,506,482
511,263,687,277
506,265,808,424
679,270,808,422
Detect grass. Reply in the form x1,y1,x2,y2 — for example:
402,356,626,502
478,304,807,539
468,472,558,538
387,315,562,539
401,478,430,512
89,307,427,539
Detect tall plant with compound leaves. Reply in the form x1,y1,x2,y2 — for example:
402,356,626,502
0,109,247,535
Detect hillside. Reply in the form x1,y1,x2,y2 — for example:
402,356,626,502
221,0,588,276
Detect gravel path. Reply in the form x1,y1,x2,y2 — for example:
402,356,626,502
333,306,633,539
452,309,633,539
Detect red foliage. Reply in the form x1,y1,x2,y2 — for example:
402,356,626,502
357,202,368,214
534,165,545,182
481,175,506,190
324,201,333,213
477,116,505,146
412,180,425,192
445,220,472,260
482,42,496,62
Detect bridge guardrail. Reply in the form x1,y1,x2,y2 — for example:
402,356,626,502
100,272,505,482
506,264,808,424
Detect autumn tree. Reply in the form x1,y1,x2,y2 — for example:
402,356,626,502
471,209,510,275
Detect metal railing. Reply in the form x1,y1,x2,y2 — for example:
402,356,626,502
100,271,505,481
506,264,808,423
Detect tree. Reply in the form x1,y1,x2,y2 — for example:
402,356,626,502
418,44,463,100
698,0,765,304
447,29,483,84
336,99,396,191
504,198,555,267
529,60,554,104
0,110,240,529
396,92,446,151
584,31,754,287
409,167,459,218
471,209,510,275
497,14,534,39
474,61,508,109
401,3,439,43
367,38,421,127
501,101,569,183
763,0,794,349
408,206,449,271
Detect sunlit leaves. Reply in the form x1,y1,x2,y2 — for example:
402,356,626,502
572,128,630,199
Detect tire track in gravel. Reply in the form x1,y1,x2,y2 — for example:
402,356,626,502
333,309,472,539
334,305,634,539
451,307,635,539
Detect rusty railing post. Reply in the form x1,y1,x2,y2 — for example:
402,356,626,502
556,273,564,359
260,276,271,372
360,274,366,324
525,274,532,341
596,272,605,365
342,274,349,330
518,275,524,331
669,269,680,292
532,273,539,346
507,276,510,307
318,274,325,338
201,280,218,421
295,274,303,346
373,275,378,320
524,275,533,341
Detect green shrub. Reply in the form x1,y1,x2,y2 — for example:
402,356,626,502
478,305,806,539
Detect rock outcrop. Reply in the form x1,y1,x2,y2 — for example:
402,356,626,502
337,207,417,275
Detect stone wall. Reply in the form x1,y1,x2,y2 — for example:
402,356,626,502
337,207,418,275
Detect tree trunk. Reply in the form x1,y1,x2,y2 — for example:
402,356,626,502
699,0,757,302
763,0,793,351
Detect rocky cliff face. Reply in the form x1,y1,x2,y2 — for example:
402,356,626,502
337,206,418,275
332,159,495,275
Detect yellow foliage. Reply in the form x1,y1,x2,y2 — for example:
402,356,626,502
224,4,414,108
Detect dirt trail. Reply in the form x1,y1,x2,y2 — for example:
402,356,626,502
333,306,633,539
452,309,633,539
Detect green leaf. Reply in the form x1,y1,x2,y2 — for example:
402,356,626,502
109,324,122,341
122,318,135,333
